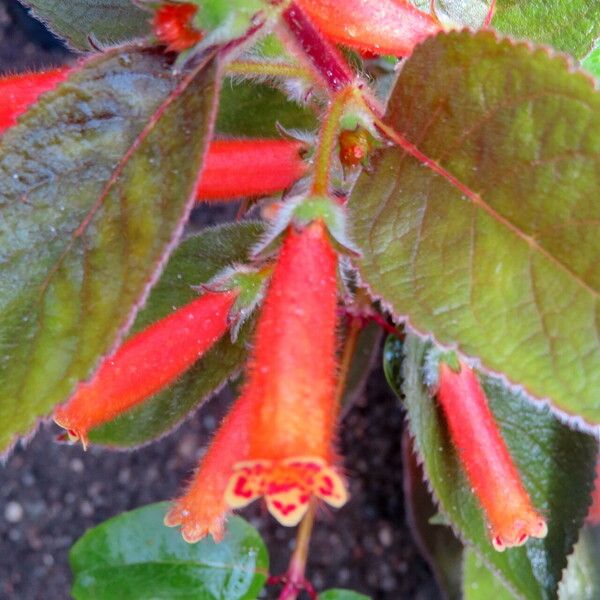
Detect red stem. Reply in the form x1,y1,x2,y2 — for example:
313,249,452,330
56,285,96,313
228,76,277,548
281,2,354,93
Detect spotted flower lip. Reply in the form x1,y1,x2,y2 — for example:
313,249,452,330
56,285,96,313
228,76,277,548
296,0,441,58
165,390,254,543
225,220,348,526
53,291,236,448
437,361,547,551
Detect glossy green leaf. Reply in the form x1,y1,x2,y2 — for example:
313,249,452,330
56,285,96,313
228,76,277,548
582,42,600,80
385,334,598,600
319,590,371,600
70,503,268,600
217,80,317,137
0,49,218,453
494,0,600,58
464,548,515,600
558,526,600,600
350,31,600,423
18,0,151,51
89,222,264,448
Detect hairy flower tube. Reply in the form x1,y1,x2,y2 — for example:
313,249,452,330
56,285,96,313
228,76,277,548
54,291,236,447
196,139,308,201
0,71,307,200
296,0,440,57
165,390,254,542
0,67,70,133
225,221,348,527
153,2,203,52
437,361,547,551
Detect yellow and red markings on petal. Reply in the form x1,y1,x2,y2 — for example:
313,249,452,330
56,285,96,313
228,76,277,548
165,390,255,543
153,2,203,53
226,221,349,524
296,0,441,57
196,139,308,201
226,457,347,526
54,291,236,448
0,67,70,133
437,361,548,551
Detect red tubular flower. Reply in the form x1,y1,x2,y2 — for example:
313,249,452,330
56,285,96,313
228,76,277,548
165,390,255,542
0,67,70,133
437,361,547,551
153,2,203,52
196,139,308,201
296,0,441,57
225,221,348,526
54,291,236,447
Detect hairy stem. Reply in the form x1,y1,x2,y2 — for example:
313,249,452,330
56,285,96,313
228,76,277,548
226,60,312,81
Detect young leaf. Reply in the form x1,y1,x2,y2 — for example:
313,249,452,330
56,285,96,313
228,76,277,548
0,49,219,453
69,503,268,600
463,548,516,600
350,31,600,424
493,0,600,58
88,222,264,448
18,0,151,51
386,334,598,600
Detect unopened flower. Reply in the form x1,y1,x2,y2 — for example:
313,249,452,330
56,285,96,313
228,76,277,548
437,361,547,551
54,291,236,447
153,2,203,52
225,221,348,526
165,390,254,542
296,0,440,57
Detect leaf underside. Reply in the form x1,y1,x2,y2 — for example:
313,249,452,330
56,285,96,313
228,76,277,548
89,222,265,448
0,49,219,453
69,503,268,600
388,334,598,600
351,30,600,423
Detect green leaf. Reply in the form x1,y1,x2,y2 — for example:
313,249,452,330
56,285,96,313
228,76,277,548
350,31,600,423
88,222,264,448
582,42,600,80
493,0,600,58
386,334,598,600
18,0,151,51
318,590,371,600
70,503,268,600
217,80,317,137
464,548,516,600
0,49,219,453
558,525,600,600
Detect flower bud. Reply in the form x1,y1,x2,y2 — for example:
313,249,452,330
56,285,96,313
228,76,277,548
153,2,203,52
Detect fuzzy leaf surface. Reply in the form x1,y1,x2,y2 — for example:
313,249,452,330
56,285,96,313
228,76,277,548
385,334,598,600
319,591,371,600
89,222,264,447
558,525,600,600
0,49,218,453
70,503,268,600
494,0,600,58
18,0,151,51
350,31,600,423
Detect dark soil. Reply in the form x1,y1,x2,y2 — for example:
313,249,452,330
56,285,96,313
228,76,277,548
0,3,437,598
